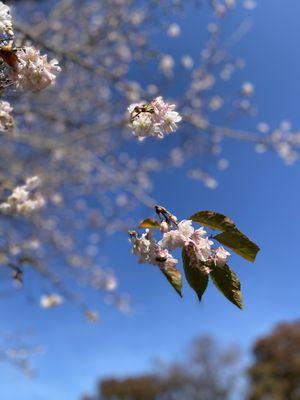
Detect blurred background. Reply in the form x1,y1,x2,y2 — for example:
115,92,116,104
0,0,300,399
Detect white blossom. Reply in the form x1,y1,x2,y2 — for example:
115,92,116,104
214,246,231,267
181,55,194,69
130,207,232,281
159,54,175,78
0,176,44,216
0,2,13,36
192,236,214,262
160,220,194,250
160,221,171,233
130,230,178,270
40,294,63,309
167,23,181,38
128,96,182,140
14,46,61,91
241,81,254,96
0,100,13,132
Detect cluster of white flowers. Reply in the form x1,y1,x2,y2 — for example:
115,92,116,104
0,176,45,216
40,293,63,309
0,100,13,132
0,2,61,91
130,208,230,275
128,96,182,140
0,1,13,36
14,46,61,92
130,229,178,271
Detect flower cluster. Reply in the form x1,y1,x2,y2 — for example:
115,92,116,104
128,96,182,140
0,2,61,91
14,46,61,92
0,176,45,216
0,2,13,37
0,100,13,132
129,229,178,272
129,206,230,276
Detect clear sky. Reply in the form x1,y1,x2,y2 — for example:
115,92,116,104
1,1,300,399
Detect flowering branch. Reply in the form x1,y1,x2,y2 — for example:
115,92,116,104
129,206,259,308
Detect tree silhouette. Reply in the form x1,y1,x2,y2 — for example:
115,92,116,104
247,320,300,400
83,336,241,400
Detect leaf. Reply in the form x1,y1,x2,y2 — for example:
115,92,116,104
190,210,236,231
139,218,160,229
190,210,260,262
161,266,183,297
211,264,243,309
214,230,260,262
182,247,209,301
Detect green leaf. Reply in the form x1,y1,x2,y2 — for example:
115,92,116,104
182,247,209,301
161,266,183,297
214,230,260,262
211,264,243,309
190,210,260,262
139,218,160,229
190,210,236,231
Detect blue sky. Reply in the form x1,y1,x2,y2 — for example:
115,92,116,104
1,1,300,399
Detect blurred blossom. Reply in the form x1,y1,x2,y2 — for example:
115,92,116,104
0,1,13,36
188,169,218,189
255,143,267,154
209,96,224,111
167,23,181,38
181,55,194,69
0,176,44,216
225,0,236,9
257,122,270,134
243,0,257,10
220,63,235,81
241,82,254,96
170,148,184,167
159,55,175,78
40,294,63,309
218,158,229,170
0,100,14,132
207,22,218,34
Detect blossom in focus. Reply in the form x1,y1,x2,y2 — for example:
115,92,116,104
0,2,13,36
14,46,61,91
0,100,13,132
214,246,231,266
129,230,178,271
128,96,182,140
160,220,194,250
40,294,63,309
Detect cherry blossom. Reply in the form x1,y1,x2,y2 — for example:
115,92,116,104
128,96,182,140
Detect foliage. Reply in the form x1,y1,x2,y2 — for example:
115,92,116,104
83,336,241,400
247,320,300,400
